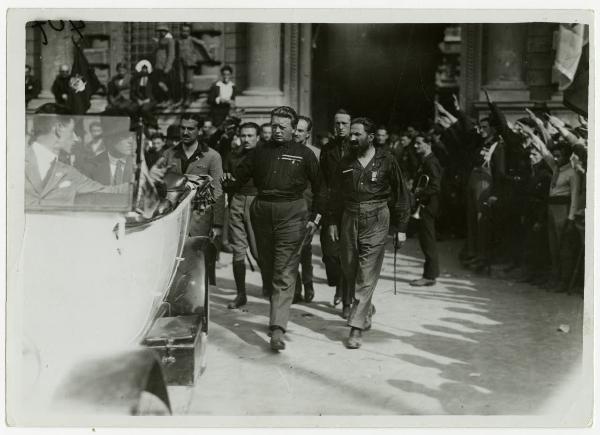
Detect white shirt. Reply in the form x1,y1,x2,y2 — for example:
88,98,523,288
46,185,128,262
31,142,58,181
216,81,234,103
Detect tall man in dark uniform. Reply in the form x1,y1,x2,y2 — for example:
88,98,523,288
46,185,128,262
410,135,443,286
232,106,321,351
328,117,411,349
319,109,352,318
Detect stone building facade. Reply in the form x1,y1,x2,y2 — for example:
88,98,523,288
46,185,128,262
26,22,580,129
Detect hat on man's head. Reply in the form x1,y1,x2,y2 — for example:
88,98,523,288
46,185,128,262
156,23,170,32
135,59,153,74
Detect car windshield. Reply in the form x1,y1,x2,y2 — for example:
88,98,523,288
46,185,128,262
25,114,138,212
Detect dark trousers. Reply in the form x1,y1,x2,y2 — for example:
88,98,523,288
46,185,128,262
340,201,389,330
466,168,492,259
320,223,352,304
251,198,307,331
295,242,313,293
418,207,439,280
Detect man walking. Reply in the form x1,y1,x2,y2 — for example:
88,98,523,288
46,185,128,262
222,122,260,309
232,106,321,351
292,115,320,304
328,117,410,349
410,135,443,286
319,109,352,317
163,113,225,284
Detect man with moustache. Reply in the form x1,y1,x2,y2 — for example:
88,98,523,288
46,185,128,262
319,109,352,318
232,106,321,351
221,122,260,309
328,117,410,349
410,135,443,287
163,113,225,285
292,115,319,304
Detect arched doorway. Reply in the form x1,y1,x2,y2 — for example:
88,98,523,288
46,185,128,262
311,23,447,135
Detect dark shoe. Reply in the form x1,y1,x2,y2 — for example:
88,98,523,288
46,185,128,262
364,304,376,331
270,328,286,351
227,294,247,309
292,292,304,304
333,295,342,306
304,283,315,303
346,328,362,349
410,278,436,287
341,305,351,319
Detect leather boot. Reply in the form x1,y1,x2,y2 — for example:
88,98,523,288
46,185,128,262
227,261,247,309
333,281,342,306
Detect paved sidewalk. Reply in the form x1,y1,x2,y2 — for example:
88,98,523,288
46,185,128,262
171,233,586,417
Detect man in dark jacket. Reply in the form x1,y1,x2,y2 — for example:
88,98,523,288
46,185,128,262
221,122,260,309
328,117,410,349
319,109,352,318
232,106,321,351
410,135,443,286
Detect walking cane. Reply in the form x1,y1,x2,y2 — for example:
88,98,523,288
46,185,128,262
394,236,398,295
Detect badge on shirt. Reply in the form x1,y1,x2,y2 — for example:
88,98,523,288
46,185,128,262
342,168,353,174
371,171,377,182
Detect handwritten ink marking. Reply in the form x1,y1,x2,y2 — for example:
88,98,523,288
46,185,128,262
30,20,86,45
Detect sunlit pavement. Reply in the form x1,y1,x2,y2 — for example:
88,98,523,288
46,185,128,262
170,232,585,416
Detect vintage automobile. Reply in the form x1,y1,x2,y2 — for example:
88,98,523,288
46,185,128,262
9,115,215,422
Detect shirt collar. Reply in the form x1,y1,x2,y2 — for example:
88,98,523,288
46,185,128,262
175,142,203,160
31,141,58,180
108,152,127,166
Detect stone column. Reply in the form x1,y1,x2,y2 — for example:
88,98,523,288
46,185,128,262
39,24,74,99
298,24,312,118
243,23,283,96
481,23,530,101
236,23,285,124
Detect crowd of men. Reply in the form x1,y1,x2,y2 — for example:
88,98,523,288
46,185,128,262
25,27,588,351
27,22,236,127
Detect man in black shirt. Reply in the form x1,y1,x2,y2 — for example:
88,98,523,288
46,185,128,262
319,109,352,317
233,106,321,351
328,117,410,349
410,135,443,286
222,122,260,309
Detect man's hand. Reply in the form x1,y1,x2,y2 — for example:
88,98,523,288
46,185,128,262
306,220,318,237
220,172,236,184
452,94,461,112
395,232,406,246
148,164,168,184
547,115,565,129
329,224,339,242
210,227,223,239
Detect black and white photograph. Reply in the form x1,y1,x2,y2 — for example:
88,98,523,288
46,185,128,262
4,5,595,430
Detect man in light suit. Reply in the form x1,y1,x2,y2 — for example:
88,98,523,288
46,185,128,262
25,115,164,209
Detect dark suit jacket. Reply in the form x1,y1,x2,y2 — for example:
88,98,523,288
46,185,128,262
84,151,134,186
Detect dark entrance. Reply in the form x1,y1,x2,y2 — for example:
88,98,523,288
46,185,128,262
311,23,446,136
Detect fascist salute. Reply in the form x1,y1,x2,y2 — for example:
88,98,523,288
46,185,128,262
232,106,321,352
327,117,411,349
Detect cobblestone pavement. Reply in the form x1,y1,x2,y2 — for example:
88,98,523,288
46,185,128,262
169,233,587,419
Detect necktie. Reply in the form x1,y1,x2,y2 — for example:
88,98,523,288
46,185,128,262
113,160,125,185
